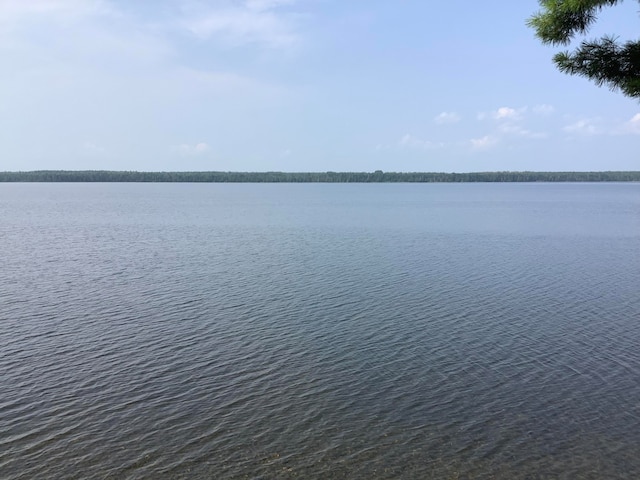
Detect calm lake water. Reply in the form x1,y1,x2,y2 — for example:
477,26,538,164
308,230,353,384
1,183,639,479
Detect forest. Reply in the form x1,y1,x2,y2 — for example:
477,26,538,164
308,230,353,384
1,170,640,183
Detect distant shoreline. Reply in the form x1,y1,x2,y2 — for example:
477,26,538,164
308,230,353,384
2,170,640,183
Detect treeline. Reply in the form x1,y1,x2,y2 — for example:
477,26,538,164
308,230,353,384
1,170,640,183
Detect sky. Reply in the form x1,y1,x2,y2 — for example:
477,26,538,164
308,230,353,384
1,0,639,173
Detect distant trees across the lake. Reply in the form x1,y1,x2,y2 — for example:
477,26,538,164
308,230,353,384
2,170,640,183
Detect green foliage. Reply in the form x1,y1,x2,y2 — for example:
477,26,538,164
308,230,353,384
1,170,640,182
528,0,640,98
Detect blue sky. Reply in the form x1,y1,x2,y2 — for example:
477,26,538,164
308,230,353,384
1,0,639,172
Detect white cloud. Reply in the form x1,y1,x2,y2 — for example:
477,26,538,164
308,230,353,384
399,134,444,150
563,119,601,136
494,106,526,120
470,135,498,150
478,106,527,121
474,105,545,144
183,0,301,49
174,142,211,156
622,113,640,135
495,107,518,120
434,111,460,124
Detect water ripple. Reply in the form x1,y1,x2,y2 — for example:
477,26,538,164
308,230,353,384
2,183,640,478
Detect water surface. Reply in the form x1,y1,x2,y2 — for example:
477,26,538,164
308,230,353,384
1,183,639,479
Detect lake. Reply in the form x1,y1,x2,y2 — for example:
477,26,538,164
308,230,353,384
1,182,639,479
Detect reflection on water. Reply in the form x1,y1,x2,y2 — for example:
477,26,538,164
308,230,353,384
1,183,639,479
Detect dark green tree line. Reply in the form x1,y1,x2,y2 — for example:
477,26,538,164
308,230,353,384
1,170,640,182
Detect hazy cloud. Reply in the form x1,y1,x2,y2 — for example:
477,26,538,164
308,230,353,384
434,111,460,124
470,135,498,150
563,119,601,136
183,0,302,49
174,66,285,99
498,123,547,139
623,113,640,134
246,0,297,12
0,0,113,23
174,142,211,155
82,141,106,155
533,104,555,115
0,0,172,67
399,134,444,150
563,114,640,136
